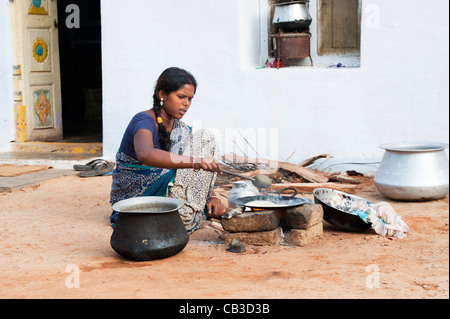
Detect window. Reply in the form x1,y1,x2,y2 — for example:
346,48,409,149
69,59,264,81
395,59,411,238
317,0,361,57
263,0,361,68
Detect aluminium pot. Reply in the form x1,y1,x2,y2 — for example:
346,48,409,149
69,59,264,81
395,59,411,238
272,1,312,32
374,142,449,201
110,197,189,261
228,180,260,209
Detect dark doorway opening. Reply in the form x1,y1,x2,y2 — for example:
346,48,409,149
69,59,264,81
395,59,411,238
57,0,102,143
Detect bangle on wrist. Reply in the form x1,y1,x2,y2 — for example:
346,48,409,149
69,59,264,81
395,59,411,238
192,157,200,172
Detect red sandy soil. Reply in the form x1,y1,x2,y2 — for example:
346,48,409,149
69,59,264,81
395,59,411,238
0,173,448,299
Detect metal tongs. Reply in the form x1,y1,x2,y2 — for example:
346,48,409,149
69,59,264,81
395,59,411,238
221,169,272,189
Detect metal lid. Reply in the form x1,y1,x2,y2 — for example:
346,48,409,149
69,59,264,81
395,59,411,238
380,142,449,152
112,196,184,214
272,1,310,6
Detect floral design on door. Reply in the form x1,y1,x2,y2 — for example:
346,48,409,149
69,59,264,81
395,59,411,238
33,89,53,128
32,38,48,63
28,0,48,15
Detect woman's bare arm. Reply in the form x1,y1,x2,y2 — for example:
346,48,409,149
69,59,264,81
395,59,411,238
133,129,222,172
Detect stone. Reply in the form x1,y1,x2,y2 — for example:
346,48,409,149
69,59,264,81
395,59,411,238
285,204,323,229
221,210,280,233
224,227,283,246
226,239,246,253
284,223,323,247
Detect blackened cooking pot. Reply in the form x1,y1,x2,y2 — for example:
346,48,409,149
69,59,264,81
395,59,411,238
110,197,189,261
313,188,372,232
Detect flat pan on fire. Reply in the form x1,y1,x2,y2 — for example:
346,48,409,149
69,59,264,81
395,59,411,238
233,188,312,210
232,194,310,209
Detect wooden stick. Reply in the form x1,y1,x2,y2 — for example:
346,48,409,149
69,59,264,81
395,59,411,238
284,150,296,163
239,168,279,179
327,175,363,184
298,154,334,167
278,162,329,183
222,153,276,167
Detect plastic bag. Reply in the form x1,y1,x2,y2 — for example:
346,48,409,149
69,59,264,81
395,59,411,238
351,201,410,239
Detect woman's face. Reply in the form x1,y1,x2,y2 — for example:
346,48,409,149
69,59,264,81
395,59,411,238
159,84,195,120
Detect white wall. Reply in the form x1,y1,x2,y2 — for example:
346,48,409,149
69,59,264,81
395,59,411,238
101,0,449,173
0,0,14,151
1,0,447,173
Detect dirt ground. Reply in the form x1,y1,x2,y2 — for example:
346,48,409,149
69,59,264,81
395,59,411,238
0,172,448,299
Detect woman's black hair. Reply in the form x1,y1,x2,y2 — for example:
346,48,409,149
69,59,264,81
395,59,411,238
153,67,197,151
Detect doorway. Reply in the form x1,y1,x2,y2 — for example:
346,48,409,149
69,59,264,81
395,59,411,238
57,0,102,143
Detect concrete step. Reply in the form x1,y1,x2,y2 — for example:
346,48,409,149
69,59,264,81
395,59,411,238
0,142,104,169
10,141,102,155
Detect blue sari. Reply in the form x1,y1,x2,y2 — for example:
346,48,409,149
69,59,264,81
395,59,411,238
109,119,191,225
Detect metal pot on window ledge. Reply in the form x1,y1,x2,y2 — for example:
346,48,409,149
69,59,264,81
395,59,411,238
272,1,312,32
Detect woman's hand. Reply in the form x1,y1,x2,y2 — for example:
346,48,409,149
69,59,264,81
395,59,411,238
207,197,228,219
194,157,222,173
